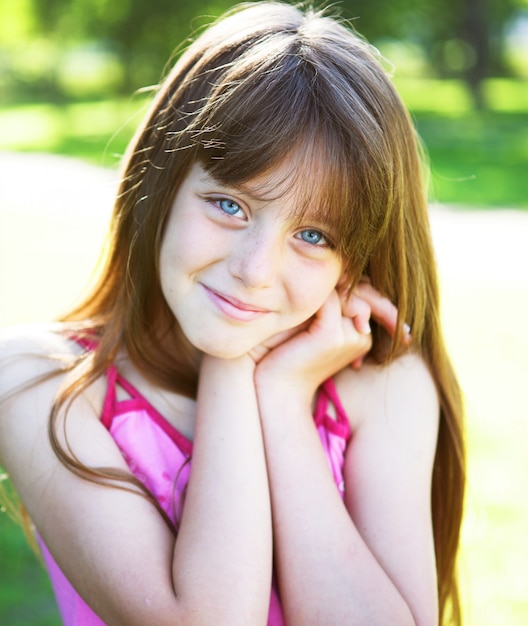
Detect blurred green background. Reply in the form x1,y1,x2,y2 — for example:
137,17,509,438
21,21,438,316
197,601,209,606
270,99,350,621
1,0,527,624
1,0,527,207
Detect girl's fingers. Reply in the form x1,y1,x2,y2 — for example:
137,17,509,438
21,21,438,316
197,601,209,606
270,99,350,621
350,356,364,370
354,282,399,336
339,279,412,349
338,290,372,335
354,281,413,342
249,321,311,363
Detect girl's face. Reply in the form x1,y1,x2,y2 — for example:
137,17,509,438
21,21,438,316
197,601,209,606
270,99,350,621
159,161,343,359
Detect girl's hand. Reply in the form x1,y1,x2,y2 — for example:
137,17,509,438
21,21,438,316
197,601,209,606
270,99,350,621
341,279,411,369
253,281,408,402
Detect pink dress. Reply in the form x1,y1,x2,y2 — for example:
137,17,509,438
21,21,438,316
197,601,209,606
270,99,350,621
39,365,351,625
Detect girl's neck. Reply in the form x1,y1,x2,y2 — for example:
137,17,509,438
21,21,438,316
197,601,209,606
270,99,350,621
115,351,197,441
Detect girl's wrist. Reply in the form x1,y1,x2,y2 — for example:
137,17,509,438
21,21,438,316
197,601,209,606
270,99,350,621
254,368,315,414
200,352,256,378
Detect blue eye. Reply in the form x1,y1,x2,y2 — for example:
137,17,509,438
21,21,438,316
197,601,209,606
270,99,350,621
218,199,241,216
299,229,326,245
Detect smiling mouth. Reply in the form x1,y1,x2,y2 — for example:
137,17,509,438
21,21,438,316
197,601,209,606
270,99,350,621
201,285,272,321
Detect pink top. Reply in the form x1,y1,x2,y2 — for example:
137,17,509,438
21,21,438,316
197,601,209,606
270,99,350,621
39,365,351,625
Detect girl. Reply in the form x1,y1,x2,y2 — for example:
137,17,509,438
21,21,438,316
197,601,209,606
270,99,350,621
0,2,465,625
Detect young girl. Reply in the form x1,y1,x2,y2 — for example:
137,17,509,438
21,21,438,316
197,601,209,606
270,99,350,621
0,2,465,625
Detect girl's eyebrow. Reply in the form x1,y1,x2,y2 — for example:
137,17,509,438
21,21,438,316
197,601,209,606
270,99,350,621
198,170,282,203
197,168,332,227
198,170,335,229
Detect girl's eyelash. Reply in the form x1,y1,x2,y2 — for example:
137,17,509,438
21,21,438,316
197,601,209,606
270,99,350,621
208,196,245,218
207,196,336,248
297,228,336,249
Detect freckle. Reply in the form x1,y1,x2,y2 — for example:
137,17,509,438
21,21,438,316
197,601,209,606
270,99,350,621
161,471,171,481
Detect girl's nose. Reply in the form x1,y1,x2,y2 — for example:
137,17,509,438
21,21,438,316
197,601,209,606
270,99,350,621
229,231,282,289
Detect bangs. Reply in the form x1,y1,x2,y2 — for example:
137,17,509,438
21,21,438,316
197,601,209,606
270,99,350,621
207,134,354,249
180,37,375,276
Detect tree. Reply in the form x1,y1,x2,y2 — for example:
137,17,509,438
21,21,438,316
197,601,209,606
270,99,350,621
338,0,522,107
1,0,524,105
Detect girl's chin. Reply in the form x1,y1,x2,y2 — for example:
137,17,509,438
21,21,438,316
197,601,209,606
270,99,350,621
192,338,258,361
201,348,250,360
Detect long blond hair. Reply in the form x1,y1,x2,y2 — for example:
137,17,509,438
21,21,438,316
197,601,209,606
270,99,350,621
47,3,465,622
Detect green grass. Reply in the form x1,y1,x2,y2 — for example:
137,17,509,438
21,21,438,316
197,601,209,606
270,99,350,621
0,516,60,626
394,77,528,208
439,284,528,625
0,476,60,625
0,95,150,168
416,111,528,207
1,78,527,208
394,77,528,115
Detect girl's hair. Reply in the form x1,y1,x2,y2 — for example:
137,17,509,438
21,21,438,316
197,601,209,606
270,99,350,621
44,2,464,623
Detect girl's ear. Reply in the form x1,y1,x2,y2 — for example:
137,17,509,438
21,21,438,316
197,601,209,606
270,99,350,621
336,271,371,294
336,271,354,296
337,272,348,289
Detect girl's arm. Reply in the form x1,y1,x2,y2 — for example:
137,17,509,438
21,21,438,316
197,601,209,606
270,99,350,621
0,330,271,626
172,354,272,621
254,292,439,626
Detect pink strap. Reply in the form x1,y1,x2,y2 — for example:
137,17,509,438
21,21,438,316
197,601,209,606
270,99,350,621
314,379,351,440
101,366,118,428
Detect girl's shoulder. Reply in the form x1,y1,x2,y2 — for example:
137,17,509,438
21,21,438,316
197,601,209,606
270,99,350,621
0,323,108,485
0,322,81,391
333,351,439,435
0,323,106,442
0,322,80,354
0,321,79,352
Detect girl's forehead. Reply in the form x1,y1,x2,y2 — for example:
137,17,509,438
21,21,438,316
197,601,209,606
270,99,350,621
237,158,306,202
194,163,285,203
241,154,344,229
202,149,339,217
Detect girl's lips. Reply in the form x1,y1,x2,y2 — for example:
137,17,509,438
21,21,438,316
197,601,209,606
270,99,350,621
202,285,272,322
